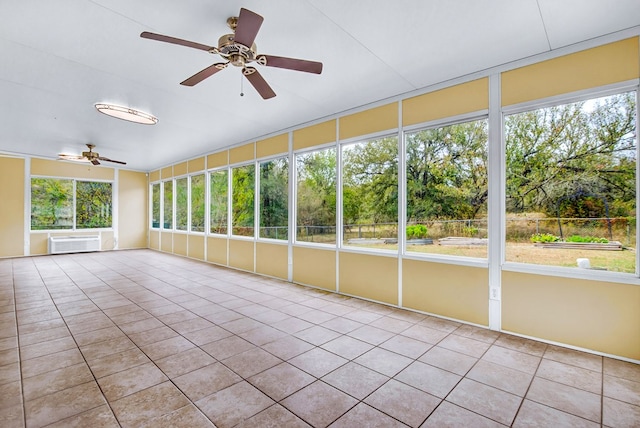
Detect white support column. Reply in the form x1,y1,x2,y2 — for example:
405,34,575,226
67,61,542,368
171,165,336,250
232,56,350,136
23,157,31,256
397,101,405,308
113,169,119,249
488,73,504,331
288,132,294,282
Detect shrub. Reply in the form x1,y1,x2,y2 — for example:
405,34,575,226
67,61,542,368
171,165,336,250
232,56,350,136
530,233,559,243
406,224,428,239
463,226,479,237
565,235,609,243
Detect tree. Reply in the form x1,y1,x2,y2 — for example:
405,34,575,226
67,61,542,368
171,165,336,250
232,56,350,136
260,158,288,239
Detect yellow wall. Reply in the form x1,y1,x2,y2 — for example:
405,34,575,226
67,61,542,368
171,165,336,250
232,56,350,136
229,143,255,164
208,151,228,168
257,134,288,158
256,242,288,280
188,157,205,173
0,157,25,257
161,166,172,179
161,231,173,253
403,259,489,326
32,158,114,180
188,234,205,260
403,78,489,126
207,236,228,265
173,233,188,256
118,170,148,249
173,161,188,177
340,103,398,140
503,271,640,360
339,252,397,305
229,239,254,272
149,230,160,250
293,246,336,291
293,120,336,151
502,38,639,106
149,170,160,182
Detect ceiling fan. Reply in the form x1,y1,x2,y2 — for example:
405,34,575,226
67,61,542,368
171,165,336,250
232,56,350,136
58,144,126,166
140,7,323,99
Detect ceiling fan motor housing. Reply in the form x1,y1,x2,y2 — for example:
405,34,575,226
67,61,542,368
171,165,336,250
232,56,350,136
217,34,257,66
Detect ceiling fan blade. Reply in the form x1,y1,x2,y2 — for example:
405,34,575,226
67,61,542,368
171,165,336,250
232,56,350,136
180,62,228,86
58,154,85,161
91,159,101,166
98,157,127,165
243,67,276,99
233,8,263,48
258,55,323,74
140,31,213,52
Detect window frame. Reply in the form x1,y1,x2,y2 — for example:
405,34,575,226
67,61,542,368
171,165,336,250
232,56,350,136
258,155,289,242
500,83,640,281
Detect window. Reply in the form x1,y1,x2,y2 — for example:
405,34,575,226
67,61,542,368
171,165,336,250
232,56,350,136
151,183,160,228
191,174,205,232
75,181,112,228
163,180,173,229
31,178,112,230
232,164,255,236
175,177,188,231
210,169,228,234
296,147,337,244
260,157,288,240
505,92,636,273
342,136,398,248
405,119,488,258
31,178,73,230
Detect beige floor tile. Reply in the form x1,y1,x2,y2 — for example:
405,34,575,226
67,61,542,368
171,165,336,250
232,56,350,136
452,324,500,344
494,335,547,357
544,344,602,373
282,381,358,427
466,359,533,397
320,317,364,334
127,325,179,347
482,345,541,375
419,346,478,376
110,381,190,427
169,317,215,335
438,334,492,358
537,359,602,394
322,361,389,400
143,404,215,428
604,357,640,383
369,316,414,334
196,381,274,428
16,317,66,336
22,362,94,401
0,380,22,409
119,317,165,335
447,378,522,426
20,335,77,361
395,361,462,399
365,379,440,427
513,399,599,428
72,326,125,347
87,347,151,379
140,335,196,361
289,347,348,378
354,347,413,377
380,334,433,359
201,335,256,360
330,402,406,428
260,335,315,360
219,317,264,335
0,362,20,386
401,324,449,344
174,362,242,401
98,361,168,401
81,336,137,361
222,347,282,378
526,377,601,422
320,335,374,360
602,396,640,428
239,324,288,346
294,325,342,346
347,325,395,346
248,362,316,401
21,348,84,378
604,374,640,406
422,401,505,428
235,404,310,428
45,404,120,428
24,381,106,428
155,347,216,378
181,325,232,346
18,325,71,347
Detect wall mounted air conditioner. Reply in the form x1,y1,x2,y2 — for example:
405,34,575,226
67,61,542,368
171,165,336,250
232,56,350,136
49,235,101,254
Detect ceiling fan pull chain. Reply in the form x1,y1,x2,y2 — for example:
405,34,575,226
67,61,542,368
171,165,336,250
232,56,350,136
240,72,244,97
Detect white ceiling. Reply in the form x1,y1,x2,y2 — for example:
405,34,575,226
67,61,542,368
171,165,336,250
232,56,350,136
1,0,639,171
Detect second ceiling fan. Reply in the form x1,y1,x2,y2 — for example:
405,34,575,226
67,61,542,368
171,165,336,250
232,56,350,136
141,7,323,99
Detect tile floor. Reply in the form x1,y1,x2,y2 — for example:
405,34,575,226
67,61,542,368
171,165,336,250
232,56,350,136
1,249,639,427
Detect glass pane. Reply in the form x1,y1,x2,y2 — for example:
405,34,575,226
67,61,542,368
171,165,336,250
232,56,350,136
30,178,73,230
75,181,112,228
175,177,188,231
296,147,337,244
260,157,288,240
190,174,205,232
505,92,636,273
163,181,173,229
406,119,489,258
232,164,255,236
342,137,398,249
151,183,160,228
210,170,228,234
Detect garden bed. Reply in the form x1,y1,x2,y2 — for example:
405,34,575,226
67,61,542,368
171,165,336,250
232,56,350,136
533,241,623,251
438,237,488,246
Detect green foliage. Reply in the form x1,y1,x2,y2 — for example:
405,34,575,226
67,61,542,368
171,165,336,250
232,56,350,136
463,226,479,237
260,158,288,239
296,148,337,237
210,170,228,234
31,178,73,229
565,235,609,243
163,181,173,229
406,224,428,239
232,164,255,236
151,183,160,227
175,177,188,231
75,181,112,228
190,174,205,232
530,233,560,243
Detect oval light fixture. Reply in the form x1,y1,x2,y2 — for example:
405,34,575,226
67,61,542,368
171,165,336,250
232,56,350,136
94,103,158,125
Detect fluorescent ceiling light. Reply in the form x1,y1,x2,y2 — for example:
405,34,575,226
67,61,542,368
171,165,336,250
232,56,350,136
94,103,158,125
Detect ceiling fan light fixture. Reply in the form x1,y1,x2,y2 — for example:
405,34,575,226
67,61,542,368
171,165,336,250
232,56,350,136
94,103,158,125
